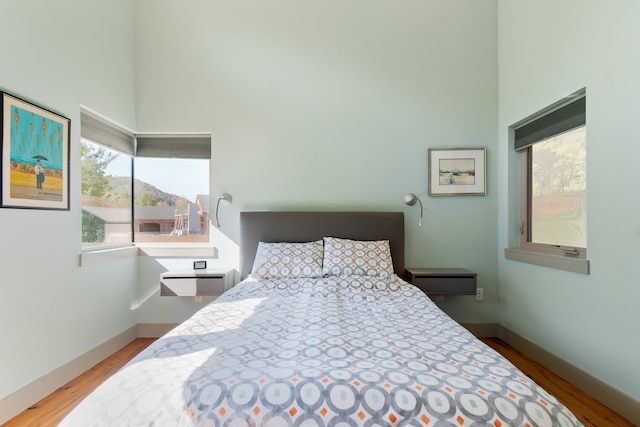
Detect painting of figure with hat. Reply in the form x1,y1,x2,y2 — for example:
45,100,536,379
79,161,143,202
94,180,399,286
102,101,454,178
1,92,69,210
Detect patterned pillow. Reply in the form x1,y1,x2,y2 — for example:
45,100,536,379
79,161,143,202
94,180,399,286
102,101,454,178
250,240,324,279
322,237,394,278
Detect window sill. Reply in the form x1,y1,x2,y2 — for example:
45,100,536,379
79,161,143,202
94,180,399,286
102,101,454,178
504,248,590,274
79,245,139,267
136,243,218,258
80,244,218,267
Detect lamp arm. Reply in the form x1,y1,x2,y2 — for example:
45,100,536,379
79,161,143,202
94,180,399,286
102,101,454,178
403,193,423,226
214,193,232,228
215,197,223,228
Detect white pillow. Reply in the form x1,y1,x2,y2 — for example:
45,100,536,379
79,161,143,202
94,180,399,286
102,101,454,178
250,240,324,279
322,236,394,278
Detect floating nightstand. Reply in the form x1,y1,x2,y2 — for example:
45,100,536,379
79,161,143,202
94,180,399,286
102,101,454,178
160,269,233,297
405,268,477,296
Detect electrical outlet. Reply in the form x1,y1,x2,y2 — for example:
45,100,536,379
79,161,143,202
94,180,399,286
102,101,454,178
475,288,484,301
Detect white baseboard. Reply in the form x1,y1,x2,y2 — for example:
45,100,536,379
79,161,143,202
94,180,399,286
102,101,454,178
0,325,137,425
460,322,500,337
137,322,178,338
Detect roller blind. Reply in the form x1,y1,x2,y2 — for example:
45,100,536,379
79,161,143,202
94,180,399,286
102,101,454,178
135,134,212,159
514,95,585,151
81,109,212,159
80,109,135,155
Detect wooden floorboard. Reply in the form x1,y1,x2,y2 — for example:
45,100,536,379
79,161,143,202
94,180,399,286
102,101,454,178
3,337,634,426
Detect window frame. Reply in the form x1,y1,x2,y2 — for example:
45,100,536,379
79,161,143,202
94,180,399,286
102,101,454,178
79,108,213,258
504,89,590,274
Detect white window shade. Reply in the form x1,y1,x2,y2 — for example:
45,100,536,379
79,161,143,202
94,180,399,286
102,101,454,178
135,134,212,159
80,109,135,155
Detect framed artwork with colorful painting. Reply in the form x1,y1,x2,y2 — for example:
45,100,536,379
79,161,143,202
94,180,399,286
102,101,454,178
428,148,486,196
1,91,70,210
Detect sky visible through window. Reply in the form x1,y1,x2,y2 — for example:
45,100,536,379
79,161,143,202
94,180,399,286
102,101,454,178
106,157,209,203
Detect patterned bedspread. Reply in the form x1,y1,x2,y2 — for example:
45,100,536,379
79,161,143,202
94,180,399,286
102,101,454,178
59,275,583,426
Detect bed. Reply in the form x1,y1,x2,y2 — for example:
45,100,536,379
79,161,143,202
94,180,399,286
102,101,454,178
59,211,583,426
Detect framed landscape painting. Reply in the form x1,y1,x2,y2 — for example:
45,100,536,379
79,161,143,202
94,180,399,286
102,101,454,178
428,148,486,196
1,92,70,210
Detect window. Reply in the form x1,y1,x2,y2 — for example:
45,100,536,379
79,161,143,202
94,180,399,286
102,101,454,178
528,126,586,249
80,109,211,249
81,140,132,248
133,157,209,243
509,89,587,266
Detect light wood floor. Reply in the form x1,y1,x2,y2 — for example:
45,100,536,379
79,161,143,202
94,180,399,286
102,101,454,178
3,338,634,427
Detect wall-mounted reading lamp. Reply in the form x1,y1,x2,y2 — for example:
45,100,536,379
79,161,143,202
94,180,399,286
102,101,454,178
215,193,232,228
404,193,423,226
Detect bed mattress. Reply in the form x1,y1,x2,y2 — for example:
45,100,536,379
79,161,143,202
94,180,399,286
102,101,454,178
59,275,582,426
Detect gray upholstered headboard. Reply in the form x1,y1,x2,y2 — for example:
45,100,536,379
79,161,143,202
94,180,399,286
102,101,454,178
239,211,405,280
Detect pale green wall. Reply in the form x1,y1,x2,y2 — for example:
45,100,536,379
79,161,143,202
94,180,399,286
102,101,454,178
4,0,638,412
0,0,138,400
133,0,499,324
498,1,640,400
0,1,499,406
1,0,637,413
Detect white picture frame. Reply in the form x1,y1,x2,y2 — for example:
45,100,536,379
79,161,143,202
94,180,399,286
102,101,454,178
428,148,486,196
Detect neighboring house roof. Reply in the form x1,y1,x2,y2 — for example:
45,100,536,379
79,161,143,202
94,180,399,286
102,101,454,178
134,206,180,220
196,195,210,214
84,203,208,223
82,206,131,223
